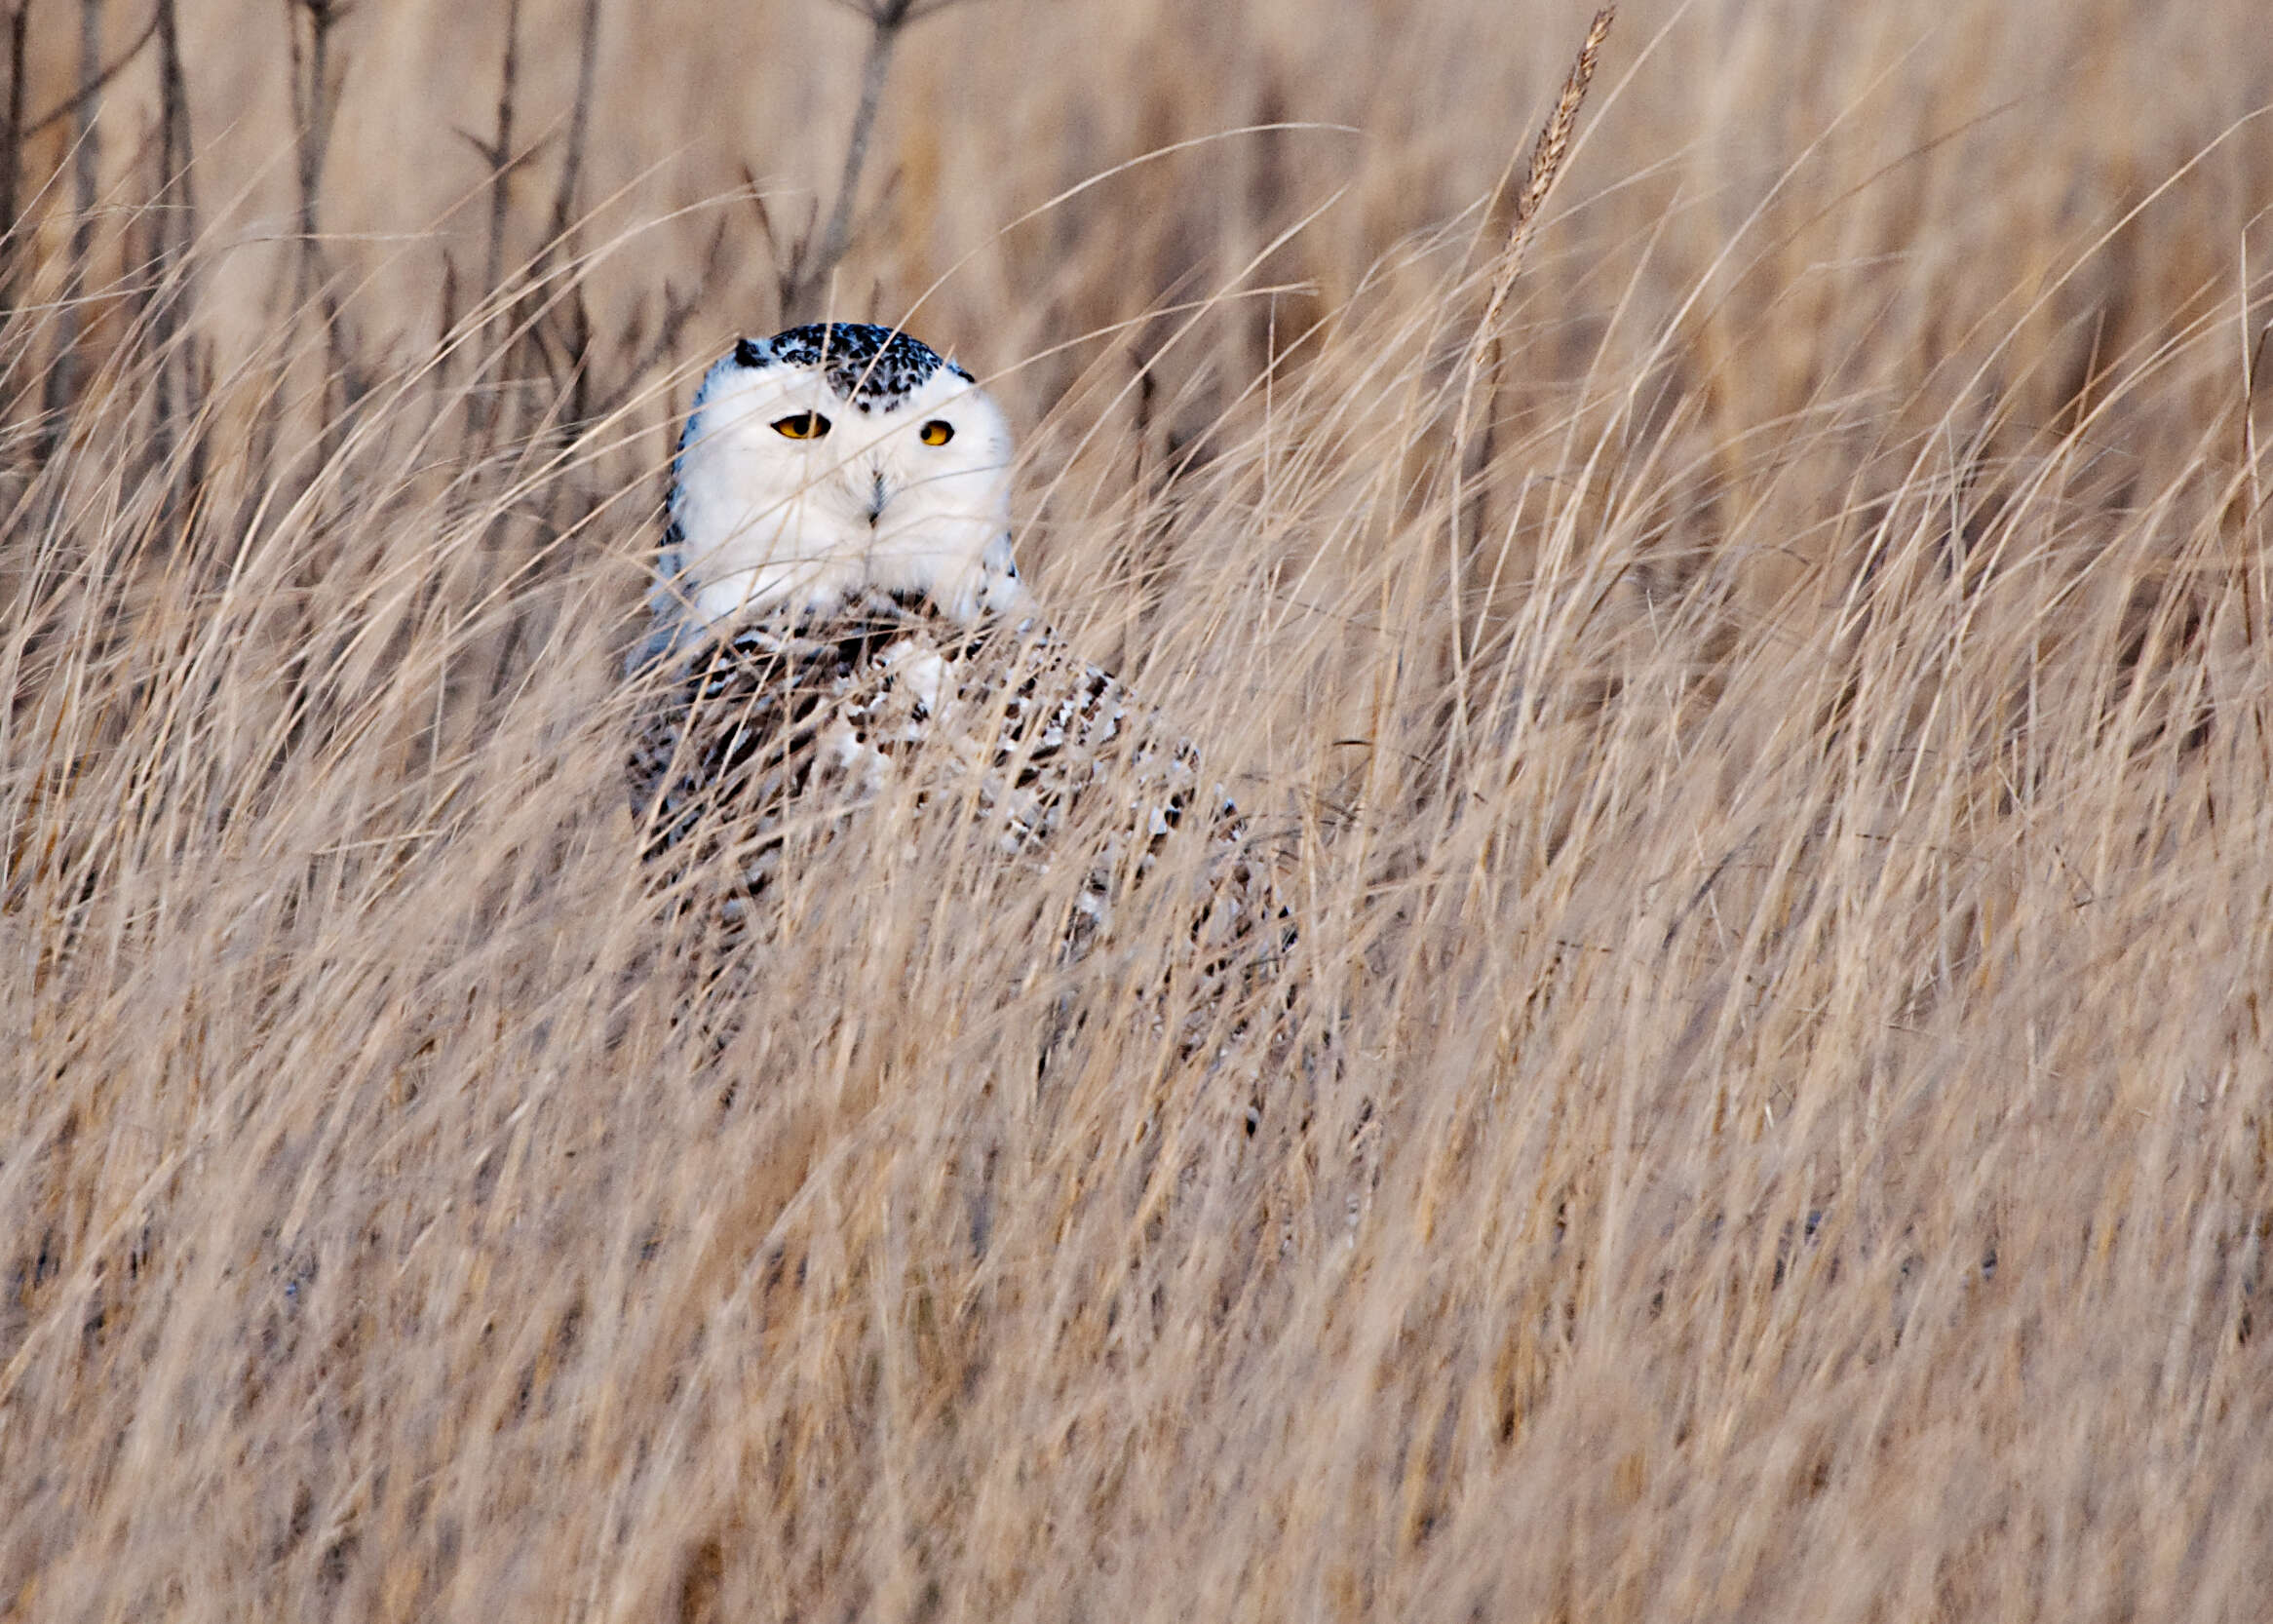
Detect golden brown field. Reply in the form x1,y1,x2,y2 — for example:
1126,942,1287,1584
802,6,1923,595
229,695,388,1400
5,0,2272,1617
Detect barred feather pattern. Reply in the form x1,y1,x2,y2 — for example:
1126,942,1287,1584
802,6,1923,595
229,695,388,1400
628,594,1285,991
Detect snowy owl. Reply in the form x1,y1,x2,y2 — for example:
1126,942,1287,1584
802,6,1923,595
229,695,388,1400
626,322,1284,978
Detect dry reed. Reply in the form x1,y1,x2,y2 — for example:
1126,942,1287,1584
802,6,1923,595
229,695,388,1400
3,1,2271,1619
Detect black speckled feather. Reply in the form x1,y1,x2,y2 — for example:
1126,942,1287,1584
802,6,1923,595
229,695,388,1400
628,596,1281,976
734,323,972,413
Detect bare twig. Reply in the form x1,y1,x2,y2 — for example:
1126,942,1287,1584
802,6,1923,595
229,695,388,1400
150,0,198,466
508,0,600,426
0,5,29,311
70,0,100,241
780,0,973,322
464,0,524,441
545,0,602,248
285,0,355,452
155,0,195,251
2232,246,2269,650
592,216,736,420
482,0,522,304
800,2,908,317
21,3,159,137
285,0,346,312
42,0,106,443
435,253,457,384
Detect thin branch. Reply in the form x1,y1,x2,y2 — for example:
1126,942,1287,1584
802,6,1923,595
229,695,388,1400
508,0,598,427
286,0,348,312
1,5,29,310
21,3,159,138
800,3,908,317
781,0,975,322
589,213,734,420
482,0,521,302
151,0,198,469
43,0,106,440
285,0,354,454
70,0,103,272
464,0,523,442
154,0,194,238
544,0,602,245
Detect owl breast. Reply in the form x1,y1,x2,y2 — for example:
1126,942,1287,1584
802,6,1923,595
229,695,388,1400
629,594,1214,920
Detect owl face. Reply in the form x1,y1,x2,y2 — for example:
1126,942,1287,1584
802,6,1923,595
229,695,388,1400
659,324,1033,636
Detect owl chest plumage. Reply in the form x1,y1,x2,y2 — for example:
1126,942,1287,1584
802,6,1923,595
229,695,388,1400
629,596,1208,907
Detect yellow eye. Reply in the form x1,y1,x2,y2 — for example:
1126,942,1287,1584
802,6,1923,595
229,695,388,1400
918,419,954,446
771,411,830,440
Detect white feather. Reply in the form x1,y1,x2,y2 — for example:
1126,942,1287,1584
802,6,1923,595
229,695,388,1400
656,346,1035,645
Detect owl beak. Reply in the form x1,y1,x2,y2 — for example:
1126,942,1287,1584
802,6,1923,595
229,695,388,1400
865,468,890,526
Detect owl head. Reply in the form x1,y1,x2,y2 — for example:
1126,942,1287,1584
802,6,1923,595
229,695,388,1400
647,323,1033,656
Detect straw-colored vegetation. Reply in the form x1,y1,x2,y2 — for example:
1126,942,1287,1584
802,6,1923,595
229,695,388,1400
5,0,2271,1617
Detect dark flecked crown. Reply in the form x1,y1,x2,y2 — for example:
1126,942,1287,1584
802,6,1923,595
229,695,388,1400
732,323,972,412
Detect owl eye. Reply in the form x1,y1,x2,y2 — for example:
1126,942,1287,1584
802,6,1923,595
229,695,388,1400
772,412,831,440
917,419,955,446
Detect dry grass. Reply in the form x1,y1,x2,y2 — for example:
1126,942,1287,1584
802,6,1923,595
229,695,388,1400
5,0,2273,1618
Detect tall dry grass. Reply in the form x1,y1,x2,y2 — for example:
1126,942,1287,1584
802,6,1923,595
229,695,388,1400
5,0,2272,1618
